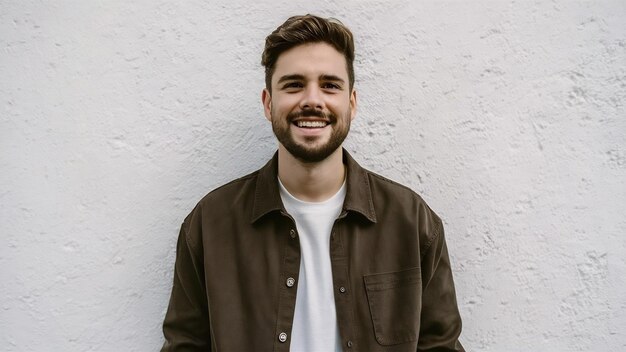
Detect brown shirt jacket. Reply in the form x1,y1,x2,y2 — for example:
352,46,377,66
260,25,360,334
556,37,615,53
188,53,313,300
161,150,465,351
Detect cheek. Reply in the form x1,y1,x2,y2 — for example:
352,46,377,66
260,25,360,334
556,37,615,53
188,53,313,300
327,97,352,113
273,97,300,115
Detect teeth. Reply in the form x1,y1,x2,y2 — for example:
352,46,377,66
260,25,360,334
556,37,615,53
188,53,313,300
297,121,327,128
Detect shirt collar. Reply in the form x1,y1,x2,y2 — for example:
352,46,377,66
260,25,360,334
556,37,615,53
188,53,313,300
250,148,377,224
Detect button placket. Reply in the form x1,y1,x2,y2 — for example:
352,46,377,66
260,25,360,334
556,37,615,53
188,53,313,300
274,217,300,351
330,219,357,352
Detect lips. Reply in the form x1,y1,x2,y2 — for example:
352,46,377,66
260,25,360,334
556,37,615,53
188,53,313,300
288,109,335,129
294,120,329,128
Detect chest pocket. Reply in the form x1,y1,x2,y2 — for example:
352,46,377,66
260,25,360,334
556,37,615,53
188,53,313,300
364,267,422,345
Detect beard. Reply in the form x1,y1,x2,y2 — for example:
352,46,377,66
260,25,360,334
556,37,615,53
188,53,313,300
271,107,351,163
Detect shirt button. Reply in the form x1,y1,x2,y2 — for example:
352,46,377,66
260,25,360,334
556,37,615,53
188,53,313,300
347,340,353,348
286,277,295,288
339,286,346,293
278,332,288,343
289,229,296,238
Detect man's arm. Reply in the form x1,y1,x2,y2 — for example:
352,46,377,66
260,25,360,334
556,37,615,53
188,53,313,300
161,223,211,351
418,221,465,352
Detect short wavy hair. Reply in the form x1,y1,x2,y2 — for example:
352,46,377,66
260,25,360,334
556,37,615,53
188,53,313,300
261,14,355,92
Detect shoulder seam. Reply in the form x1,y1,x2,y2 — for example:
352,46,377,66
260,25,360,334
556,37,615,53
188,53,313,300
366,170,422,198
421,217,443,258
180,220,202,263
204,170,260,197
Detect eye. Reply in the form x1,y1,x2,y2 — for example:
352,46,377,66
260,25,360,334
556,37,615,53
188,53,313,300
321,82,341,90
283,82,303,89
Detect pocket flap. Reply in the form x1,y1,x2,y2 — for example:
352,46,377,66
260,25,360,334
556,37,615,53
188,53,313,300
364,267,421,291
363,267,422,346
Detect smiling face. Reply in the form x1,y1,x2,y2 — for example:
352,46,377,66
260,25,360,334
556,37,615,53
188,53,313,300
262,42,357,163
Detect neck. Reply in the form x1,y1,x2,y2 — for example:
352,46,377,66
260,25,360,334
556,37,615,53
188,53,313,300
277,146,346,202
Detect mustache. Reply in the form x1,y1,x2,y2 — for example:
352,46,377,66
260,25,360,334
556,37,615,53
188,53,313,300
287,109,336,121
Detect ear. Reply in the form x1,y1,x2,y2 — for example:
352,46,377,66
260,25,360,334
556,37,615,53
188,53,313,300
262,88,272,121
349,89,357,121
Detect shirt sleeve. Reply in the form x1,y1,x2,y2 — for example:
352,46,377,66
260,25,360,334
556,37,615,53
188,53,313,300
161,222,211,351
417,220,465,352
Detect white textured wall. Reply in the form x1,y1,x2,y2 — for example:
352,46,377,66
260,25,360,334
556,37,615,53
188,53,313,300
2,1,625,351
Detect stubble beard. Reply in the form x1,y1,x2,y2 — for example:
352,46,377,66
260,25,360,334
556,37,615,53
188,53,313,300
271,107,351,163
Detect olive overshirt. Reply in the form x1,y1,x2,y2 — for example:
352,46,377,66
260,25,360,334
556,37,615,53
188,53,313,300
161,149,464,351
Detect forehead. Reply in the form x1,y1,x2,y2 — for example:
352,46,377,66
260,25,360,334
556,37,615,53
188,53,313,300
272,42,348,82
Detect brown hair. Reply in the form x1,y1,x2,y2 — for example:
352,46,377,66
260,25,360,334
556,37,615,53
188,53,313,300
261,14,355,92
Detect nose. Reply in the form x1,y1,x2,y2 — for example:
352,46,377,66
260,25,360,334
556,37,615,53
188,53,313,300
299,85,324,111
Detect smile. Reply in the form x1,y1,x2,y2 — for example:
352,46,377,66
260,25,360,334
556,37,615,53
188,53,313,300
294,120,329,128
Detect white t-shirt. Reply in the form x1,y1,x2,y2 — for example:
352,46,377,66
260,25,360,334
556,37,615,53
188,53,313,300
278,178,346,352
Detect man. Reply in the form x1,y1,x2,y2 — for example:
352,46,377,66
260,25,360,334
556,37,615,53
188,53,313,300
161,14,464,351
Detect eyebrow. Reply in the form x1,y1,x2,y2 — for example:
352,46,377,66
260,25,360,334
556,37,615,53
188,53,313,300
277,74,305,84
319,75,345,85
276,74,346,85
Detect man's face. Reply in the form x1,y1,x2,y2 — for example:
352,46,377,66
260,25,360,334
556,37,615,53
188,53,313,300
262,42,357,163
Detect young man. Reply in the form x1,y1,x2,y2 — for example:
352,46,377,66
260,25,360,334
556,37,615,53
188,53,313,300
161,15,464,352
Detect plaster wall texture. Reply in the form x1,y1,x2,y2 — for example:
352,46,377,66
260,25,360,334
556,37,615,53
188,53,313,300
1,1,625,351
